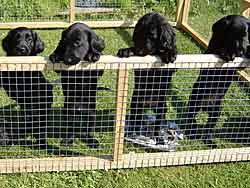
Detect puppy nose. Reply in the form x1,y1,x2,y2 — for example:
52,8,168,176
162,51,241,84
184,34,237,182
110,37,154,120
67,57,73,63
16,46,26,53
64,57,80,65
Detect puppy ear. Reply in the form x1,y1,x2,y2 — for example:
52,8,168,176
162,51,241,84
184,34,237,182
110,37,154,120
49,30,67,63
90,32,105,52
87,31,105,62
2,31,11,54
212,17,230,34
159,23,176,51
32,31,45,55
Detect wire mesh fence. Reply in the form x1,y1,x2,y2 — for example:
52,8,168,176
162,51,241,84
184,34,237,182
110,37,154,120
0,55,249,173
0,0,177,23
0,0,69,22
187,0,241,39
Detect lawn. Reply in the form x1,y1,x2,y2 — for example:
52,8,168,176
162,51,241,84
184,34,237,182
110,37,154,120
0,0,249,187
0,26,249,187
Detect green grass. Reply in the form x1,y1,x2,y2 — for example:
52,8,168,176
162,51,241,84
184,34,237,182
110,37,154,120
0,0,249,186
0,162,250,188
0,26,249,186
188,0,240,39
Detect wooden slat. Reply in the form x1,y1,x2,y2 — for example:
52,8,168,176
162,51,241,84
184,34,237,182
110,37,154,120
113,64,129,162
0,156,112,173
181,0,191,24
0,55,250,71
241,0,250,17
0,147,249,173
121,147,250,168
181,23,209,48
0,21,176,29
69,0,76,23
176,0,185,27
238,70,250,81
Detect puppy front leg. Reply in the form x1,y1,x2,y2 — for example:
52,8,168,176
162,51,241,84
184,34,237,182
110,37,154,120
159,49,177,64
117,47,135,57
85,51,102,62
49,40,65,64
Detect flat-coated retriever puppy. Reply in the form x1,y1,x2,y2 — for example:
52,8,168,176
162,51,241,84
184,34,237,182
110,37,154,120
0,27,53,148
185,15,250,147
117,12,177,142
49,23,105,148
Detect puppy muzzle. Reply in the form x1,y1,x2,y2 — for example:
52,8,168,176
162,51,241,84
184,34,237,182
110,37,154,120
14,45,30,56
64,56,81,65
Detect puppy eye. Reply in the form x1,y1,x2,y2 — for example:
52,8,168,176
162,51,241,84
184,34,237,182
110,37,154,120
27,37,33,42
73,40,81,47
61,38,66,43
15,33,21,39
25,33,31,39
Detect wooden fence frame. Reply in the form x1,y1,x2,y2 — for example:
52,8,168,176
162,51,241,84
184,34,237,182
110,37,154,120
176,0,250,82
0,54,249,173
0,1,250,173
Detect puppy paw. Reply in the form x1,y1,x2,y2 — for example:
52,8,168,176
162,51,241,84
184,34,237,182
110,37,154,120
160,52,177,64
49,53,61,64
220,52,236,62
91,53,101,62
245,46,250,58
117,48,133,57
85,53,101,63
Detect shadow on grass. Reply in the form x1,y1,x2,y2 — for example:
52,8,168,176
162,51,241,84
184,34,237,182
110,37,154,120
0,107,116,158
216,117,250,144
115,28,133,47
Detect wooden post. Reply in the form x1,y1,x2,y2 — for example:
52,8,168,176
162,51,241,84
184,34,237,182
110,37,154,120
241,0,250,17
181,0,190,24
113,64,129,162
177,0,209,48
176,0,185,28
69,0,75,23
181,23,209,48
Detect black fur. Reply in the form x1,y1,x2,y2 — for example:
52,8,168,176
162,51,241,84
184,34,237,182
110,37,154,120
49,23,105,148
117,12,177,140
185,15,250,147
0,27,53,148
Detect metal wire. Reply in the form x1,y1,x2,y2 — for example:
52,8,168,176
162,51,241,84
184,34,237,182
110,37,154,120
0,0,177,22
0,57,249,172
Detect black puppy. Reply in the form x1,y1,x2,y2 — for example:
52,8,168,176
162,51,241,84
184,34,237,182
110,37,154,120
1,27,53,148
185,15,250,147
117,12,177,141
49,23,105,148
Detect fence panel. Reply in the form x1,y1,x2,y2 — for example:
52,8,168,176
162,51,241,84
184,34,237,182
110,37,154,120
0,0,177,24
0,54,249,173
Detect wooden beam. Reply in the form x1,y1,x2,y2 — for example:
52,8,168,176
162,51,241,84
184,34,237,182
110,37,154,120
181,23,209,48
0,55,250,71
176,0,185,27
0,147,249,173
238,70,250,81
241,0,250,17
69,0,76,23
0,155,112,173
0,21,176,29
113,64,129,162
121,147,250,168
181,0,191,24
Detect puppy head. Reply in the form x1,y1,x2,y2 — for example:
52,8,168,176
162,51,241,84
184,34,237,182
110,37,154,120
133,13,161,55
50,23,105,65
2,27,44,56
223,23,249,61
132,13,176,62
207,15,249,61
